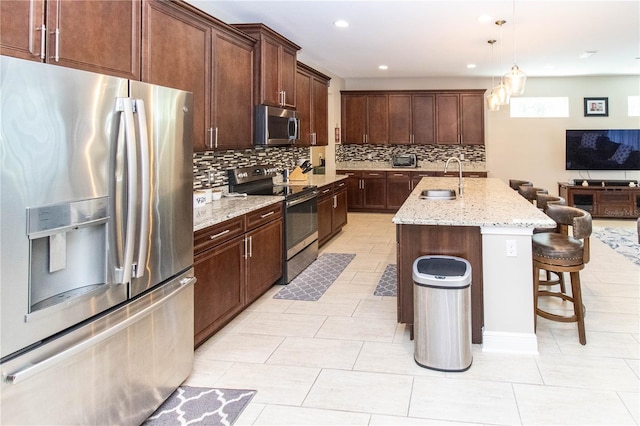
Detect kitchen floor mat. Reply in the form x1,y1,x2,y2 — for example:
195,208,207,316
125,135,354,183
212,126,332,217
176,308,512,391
143,386,256,426
273,253,356,301
374,264,397,296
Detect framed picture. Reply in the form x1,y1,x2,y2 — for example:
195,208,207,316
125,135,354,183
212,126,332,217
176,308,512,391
584,97,608,116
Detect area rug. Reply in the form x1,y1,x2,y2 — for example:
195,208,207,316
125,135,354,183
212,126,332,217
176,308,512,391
144,386,256,426
374,264,397,296
592,227,640,266
273,253,356,301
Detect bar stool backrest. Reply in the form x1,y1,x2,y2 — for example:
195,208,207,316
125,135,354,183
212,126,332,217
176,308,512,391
545,204,592,264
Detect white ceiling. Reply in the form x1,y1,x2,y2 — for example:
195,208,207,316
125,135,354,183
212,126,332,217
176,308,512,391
187,0,640,80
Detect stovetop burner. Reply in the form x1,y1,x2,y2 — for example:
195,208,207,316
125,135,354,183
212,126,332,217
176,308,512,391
228,165,316,199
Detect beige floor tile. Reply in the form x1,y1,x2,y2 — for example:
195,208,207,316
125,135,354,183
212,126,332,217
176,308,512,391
536,353,640,392
448,350,543,384
321,282,379,300
214,363,320,405
196,332,284,363
619,391,640,424
315,315,397,342
348,271,384,286
514,383,637,425
266,336,363,369
409,376,520,425
283,298,359,316
352,298,398,320
552,329,640,358
234,402,265,426
303,369,413,416
353,341,444,377
231,311,327,338
253,404,371,425
369,415,478,425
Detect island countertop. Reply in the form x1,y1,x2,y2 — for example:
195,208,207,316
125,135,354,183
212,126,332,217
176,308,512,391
392,177,556,229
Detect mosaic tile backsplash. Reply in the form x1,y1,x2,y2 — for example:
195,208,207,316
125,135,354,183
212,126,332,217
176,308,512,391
193,144,485,190
193,146,311,189
335,144,485,163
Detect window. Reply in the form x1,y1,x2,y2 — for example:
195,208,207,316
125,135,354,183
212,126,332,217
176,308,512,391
628,96,640,116
509,97,569,118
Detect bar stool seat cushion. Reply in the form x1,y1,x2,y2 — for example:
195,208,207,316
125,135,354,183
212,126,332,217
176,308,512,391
532,233,584,266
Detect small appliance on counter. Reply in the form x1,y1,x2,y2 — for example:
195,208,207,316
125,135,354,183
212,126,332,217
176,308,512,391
392,153,418,168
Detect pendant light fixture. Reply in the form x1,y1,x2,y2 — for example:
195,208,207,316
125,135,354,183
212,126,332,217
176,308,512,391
504,0,527,95
486,40,500,112
493,20,510,106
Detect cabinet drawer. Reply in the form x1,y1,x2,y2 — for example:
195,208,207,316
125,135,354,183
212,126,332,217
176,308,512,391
194,216,245,255
363,171,385,178
318,183,334,200
334,180,348,191
387,171,411,179
246,202,283,230
338,170,362,178
411,171,439,179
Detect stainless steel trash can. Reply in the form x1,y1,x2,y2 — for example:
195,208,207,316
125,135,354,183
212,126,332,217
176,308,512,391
412,255,472,372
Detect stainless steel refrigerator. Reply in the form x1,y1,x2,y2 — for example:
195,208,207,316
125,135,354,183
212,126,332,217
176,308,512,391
0,55,195,425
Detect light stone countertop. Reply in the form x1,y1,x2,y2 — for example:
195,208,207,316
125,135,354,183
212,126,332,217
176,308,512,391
282,173,349,187
193,196,284,232
336,161,487,172
193,174,348,232
392,177,556,229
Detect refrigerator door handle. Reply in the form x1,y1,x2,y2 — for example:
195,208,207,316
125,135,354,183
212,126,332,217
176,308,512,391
3,275,196,385
115,97,138,285
133,99,150,278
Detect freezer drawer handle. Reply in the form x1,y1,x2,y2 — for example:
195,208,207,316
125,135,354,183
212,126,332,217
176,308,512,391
3,276,196,385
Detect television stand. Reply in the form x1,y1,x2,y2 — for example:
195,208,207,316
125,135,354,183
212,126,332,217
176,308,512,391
559,182,640,219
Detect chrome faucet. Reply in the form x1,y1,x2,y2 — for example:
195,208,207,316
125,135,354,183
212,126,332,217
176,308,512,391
444,157,463,197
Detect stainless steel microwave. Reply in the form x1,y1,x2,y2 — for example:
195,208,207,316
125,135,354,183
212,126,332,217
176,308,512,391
255,105,300,146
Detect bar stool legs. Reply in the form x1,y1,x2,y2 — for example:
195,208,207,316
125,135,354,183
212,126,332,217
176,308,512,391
534,262,586,345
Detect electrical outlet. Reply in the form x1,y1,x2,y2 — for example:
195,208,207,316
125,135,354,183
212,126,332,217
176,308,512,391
506,240,517,257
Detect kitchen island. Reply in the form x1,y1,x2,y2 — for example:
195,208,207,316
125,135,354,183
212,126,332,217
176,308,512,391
393,177,556,354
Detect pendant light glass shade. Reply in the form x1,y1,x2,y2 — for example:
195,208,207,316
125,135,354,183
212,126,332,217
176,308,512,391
493,80,510,105
486,39,500,112
505,65,527,96
486,91,500,111
505,0,526,96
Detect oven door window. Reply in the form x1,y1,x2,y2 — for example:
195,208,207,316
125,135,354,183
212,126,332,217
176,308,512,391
286,196,318,249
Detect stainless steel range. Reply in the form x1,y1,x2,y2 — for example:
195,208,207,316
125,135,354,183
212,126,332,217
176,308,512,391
229,166,318,283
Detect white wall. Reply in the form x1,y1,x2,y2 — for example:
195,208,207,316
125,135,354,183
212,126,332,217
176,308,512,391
329,75,640,194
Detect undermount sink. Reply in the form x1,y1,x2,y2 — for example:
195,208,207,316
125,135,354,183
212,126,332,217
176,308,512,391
420,189,457,200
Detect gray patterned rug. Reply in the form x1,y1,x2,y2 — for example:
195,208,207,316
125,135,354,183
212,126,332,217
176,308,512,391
592,227,640,266
375,264,397,296
144,386,256,426
274,253,356,301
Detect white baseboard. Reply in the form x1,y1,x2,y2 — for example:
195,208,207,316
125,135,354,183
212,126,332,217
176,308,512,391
482,330,539,354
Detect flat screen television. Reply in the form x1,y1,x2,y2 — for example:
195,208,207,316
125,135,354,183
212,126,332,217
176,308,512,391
566,129,640,170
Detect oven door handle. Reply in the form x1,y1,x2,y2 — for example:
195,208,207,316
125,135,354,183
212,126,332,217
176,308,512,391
286,191,318,207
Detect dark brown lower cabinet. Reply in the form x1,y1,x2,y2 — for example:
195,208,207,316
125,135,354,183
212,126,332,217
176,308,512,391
194,234,244,347
318,181,348,247
193,203,283,347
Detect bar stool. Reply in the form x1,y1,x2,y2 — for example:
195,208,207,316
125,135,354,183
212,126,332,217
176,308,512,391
535,193,567,292
533,204,592,345
536,193,566,212
509,179,532,191
518,186,548,205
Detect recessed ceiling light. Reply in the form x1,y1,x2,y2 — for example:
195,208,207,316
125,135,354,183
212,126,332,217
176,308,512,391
334,20,349,28
378,65,388,70
579,50,598,59
477,14,493,23
467,64,477,69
